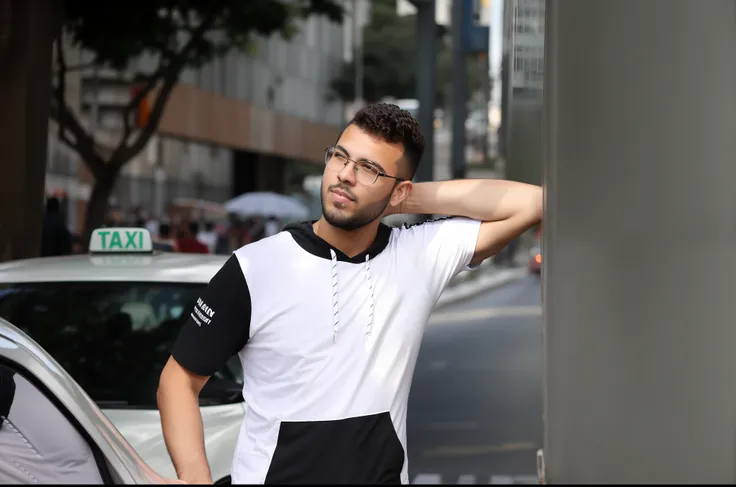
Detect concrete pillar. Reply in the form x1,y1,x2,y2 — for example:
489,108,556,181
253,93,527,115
543,0,736,483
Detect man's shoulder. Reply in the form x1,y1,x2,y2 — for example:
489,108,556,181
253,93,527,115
395,216,455,231
233,231,300,261
389,216,481,251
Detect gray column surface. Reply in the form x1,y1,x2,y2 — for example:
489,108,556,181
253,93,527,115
544,0,736,483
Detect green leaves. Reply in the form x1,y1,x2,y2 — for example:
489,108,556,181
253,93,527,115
63,0,344,71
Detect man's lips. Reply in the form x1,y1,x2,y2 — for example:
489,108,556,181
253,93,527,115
330,188,355,203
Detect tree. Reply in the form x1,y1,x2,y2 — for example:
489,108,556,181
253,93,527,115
329,0,483,109
0,0,64,262
51,0,343,248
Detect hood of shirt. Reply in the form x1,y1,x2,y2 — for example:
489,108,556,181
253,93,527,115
282,220,392,262
282,220,393,342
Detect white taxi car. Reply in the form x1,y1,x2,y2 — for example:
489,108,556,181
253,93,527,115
0,228,242,484
0,318,161,484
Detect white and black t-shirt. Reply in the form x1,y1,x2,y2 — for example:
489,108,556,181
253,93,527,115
172,217,481,484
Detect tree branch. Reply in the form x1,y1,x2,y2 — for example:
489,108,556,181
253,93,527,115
55,33,66,143
112,16,217,167
49,90,104,175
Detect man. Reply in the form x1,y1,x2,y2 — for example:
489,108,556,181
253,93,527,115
153,222,177,252
157,103,543,484
41,197,72,257
197,221,219,253
175,221,210,254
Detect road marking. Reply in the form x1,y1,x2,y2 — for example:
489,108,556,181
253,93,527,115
429,305,542,325
423,441,539,458
413,473,442,484
500,475,538,484
489,476,514,484
410,473,539,484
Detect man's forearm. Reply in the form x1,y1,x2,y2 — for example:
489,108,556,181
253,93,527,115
398,179,543,222
158,383,212,483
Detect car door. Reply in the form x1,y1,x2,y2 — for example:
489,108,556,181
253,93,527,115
0,318,161,484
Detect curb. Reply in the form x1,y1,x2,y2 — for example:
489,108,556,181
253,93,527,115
435,267,529,309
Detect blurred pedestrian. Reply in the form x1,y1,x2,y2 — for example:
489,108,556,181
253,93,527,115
264,216,280,238
153,223,176,252
175,221,209,254
41,197,72,257
197,221,218,253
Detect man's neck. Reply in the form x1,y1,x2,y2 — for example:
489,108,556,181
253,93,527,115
313,217,380,258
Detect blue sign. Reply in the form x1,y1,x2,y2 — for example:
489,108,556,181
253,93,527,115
462,0,489,53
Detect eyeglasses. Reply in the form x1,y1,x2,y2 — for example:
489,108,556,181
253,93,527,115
324,146,405,185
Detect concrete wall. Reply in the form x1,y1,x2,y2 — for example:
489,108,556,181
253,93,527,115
543,0,736,482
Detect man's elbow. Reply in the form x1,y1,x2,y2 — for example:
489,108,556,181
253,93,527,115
157,356,207,405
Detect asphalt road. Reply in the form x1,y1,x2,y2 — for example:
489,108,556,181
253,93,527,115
407,275,543,485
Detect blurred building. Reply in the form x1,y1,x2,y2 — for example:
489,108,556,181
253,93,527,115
46,2,371,232
499,0,544,186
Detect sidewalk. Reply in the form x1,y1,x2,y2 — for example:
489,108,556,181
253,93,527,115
437,258,529,309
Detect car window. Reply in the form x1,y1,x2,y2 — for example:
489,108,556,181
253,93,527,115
0,282,244,409
0,363,107,484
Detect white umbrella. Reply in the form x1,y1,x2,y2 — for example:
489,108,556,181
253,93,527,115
224,191,309,220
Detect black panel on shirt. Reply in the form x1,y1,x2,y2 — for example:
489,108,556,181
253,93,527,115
171,255,251,377
264,412,405,484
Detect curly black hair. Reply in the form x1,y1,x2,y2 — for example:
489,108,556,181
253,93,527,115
349,103,425,179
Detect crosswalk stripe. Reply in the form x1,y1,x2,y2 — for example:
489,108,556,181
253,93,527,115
411,474,539,484
413,473,442,484
506,475,539,484
490,475,514,484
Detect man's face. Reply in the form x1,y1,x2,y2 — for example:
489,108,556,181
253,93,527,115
321,125,412,231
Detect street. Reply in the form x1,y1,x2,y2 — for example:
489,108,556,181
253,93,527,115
408,275,543,484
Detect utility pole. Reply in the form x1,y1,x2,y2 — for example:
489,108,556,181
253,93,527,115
352,0,364,110
479,52,490,166
451,0,468,179
413,0,436,185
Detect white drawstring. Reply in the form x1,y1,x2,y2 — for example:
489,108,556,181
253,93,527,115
330,249,340,343
364,254,374,338
329,250,375,343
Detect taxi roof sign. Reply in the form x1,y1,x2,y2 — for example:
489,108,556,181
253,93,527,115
89,227,154,253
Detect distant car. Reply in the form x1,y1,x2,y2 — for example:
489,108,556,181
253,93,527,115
0,317,162,484
0,227,243,484
529,243,542,275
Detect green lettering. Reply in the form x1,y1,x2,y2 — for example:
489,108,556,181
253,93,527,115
98,231,110,249
138,231,143,248
109,232,123,249
125,231,138,249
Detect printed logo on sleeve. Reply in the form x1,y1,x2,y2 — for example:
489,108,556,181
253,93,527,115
191,297,216,326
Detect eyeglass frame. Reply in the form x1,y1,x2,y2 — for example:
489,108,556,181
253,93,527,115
324,146,406,185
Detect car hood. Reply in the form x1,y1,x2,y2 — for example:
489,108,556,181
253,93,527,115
103,403,246,482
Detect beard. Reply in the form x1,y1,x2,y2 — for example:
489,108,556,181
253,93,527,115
320,181,392,231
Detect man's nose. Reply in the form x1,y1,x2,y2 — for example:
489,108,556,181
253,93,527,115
337,160,357,185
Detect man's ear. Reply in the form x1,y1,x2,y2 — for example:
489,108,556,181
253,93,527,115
389,181,412,211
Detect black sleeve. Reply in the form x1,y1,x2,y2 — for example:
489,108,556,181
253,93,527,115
171,255,252,377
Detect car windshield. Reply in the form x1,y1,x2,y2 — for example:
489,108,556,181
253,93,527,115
0,281,243,409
